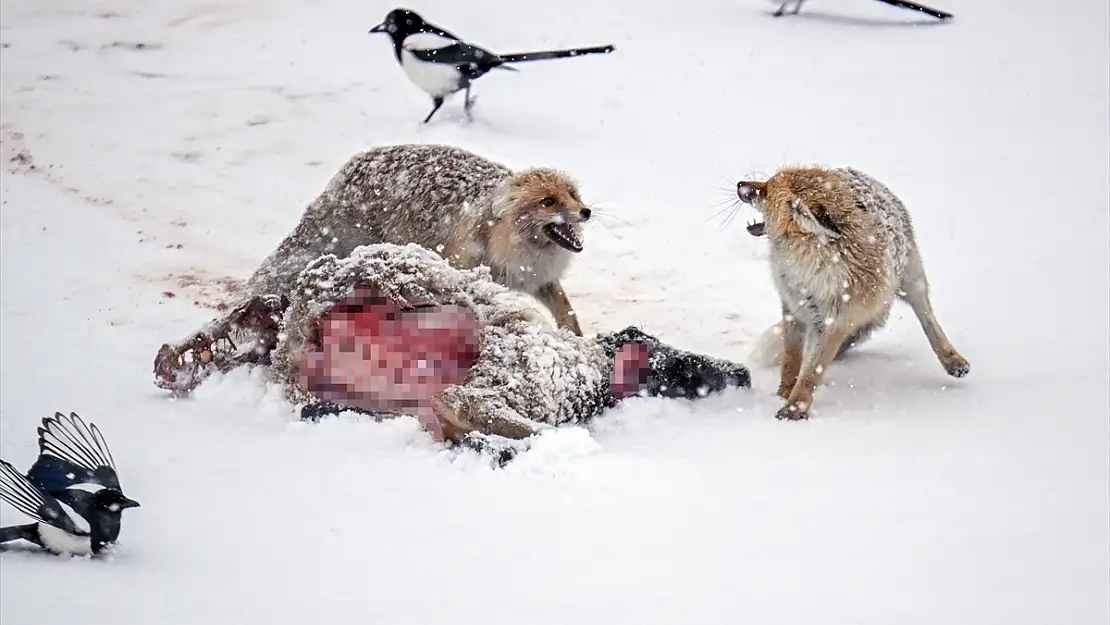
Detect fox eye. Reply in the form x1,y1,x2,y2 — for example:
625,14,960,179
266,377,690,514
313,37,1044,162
540,197,556,208
810,205,843,234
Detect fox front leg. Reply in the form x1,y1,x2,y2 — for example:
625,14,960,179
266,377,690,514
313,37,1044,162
778,303,805,399
534,281,583,336
776,324,852,420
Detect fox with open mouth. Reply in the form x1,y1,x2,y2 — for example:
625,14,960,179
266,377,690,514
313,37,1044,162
246,143,592,336
737,165,971,421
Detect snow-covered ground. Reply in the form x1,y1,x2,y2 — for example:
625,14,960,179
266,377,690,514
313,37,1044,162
1,0,1106,622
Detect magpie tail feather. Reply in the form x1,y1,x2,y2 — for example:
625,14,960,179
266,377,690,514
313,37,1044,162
872,0,953,19
0,523,40,547
498,45,615,64
0,459,53,525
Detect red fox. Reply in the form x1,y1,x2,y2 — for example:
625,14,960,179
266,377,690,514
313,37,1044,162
245,144,592,335
737,165,970,420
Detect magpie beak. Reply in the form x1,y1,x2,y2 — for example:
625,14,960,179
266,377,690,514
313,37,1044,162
368,22,386,34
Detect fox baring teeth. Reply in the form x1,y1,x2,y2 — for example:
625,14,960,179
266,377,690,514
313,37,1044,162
245,144,593,336
543,221,583,253
736,165,970,421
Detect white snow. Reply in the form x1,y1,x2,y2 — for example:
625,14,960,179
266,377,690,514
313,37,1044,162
1,0,1107,623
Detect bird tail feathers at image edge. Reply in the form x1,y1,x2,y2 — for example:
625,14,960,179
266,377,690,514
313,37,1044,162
748,321,785,368
775,0,953,20
499,45,615,64
0,460,56,527
0,524,38,545
873,0,953,20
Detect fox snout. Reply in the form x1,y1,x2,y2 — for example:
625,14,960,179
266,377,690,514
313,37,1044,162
539,196,591,222
736,181,765,205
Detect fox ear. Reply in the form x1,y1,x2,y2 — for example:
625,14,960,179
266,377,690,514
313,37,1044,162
736,181,766,204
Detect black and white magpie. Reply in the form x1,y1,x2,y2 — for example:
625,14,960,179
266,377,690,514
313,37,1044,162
0,412,140,556
772,0,953,20
368,8,616,123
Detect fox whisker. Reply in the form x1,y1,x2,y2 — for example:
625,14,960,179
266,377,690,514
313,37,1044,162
586,207,632,227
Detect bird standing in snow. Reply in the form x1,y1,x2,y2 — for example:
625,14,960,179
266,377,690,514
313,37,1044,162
368,8,616,123
0,412,140,556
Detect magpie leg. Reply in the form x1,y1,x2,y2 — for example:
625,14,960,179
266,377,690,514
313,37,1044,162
0,524,42,548
422,97,445,124
773,0,804,16
463,86,477,122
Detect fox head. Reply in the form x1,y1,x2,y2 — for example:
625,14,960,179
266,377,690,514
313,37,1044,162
492,168,592,255
737,167,850,241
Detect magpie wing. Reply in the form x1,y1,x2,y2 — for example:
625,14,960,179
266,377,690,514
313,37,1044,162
0,459,90,536
27,412,121,492
408,41,504,71
423,22,463,42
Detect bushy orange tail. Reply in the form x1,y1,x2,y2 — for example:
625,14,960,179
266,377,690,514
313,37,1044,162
747,321,784,367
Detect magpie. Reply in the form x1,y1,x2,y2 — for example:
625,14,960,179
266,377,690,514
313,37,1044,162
368,8,616,123
0,412,140,556
772,0,953,20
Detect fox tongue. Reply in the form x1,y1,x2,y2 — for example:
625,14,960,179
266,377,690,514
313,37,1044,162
544,222,583,253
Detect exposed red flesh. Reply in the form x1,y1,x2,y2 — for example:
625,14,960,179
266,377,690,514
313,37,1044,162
611,343,652,400
298,289,481,440
298,288,658,440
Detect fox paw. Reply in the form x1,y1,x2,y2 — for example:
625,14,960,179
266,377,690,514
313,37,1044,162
943,355,970,378
775,402,809,421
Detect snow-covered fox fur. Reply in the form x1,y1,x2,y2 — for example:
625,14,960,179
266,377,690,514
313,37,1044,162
245,144,592,335
737,165,970,420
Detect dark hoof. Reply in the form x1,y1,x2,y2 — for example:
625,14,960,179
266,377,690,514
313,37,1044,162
598,326,750,399
300,401,345,423
650,353,751,399
459,432,529,468
300,402,398,423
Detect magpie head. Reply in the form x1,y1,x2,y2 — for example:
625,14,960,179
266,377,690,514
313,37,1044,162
369,8,427,38
82,489,139,553
92,488,141,514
